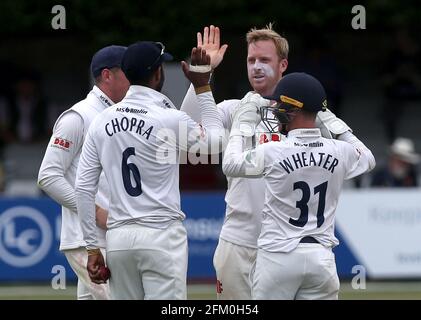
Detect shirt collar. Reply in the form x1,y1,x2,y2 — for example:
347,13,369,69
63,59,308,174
125,85,176,109
287,128,321,138
92,85,115,109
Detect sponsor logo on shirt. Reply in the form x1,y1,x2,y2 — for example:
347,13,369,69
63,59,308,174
259,133,280,144
116,107,148,114
50,137,72,151
162,99,173,109
294,141,324,147
99,95,112,107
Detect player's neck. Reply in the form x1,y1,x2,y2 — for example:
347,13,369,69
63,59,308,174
288,119,316,132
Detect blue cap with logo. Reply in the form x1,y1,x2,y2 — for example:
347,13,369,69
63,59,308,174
121,41,173,83
265,72,328,112
90,45,127,78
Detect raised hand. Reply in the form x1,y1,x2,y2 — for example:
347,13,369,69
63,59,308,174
197,25,228,70
181,47,212,88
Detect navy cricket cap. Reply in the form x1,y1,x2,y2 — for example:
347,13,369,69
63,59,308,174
121,41,173,83
265,72,328,112
90,45,127,78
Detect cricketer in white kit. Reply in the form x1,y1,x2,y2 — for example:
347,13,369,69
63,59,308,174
75,42,224,299
38,45,130,300
180,24,287,299
223,73,376,300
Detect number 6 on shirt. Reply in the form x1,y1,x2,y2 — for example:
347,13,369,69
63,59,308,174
121,147,142,196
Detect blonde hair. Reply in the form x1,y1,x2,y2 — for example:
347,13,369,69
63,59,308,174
246,23,289,59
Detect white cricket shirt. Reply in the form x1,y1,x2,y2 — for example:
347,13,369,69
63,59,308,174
38,86,111,250
76,85,224,249
223,128,376,252
180,85,280,248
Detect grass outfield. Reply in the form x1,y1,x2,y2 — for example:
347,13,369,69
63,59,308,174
1,281,421,300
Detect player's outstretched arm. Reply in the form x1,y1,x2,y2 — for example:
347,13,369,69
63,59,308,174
316,108,375,175
338,131,376,178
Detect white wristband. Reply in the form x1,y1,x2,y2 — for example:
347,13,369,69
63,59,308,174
189,64,212,73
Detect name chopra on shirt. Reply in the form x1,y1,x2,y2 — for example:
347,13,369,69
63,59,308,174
104,116,154,139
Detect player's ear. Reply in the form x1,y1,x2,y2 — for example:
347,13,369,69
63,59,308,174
150,66,165,91
153,66,162,83
278,58,288,74
100,68,112,83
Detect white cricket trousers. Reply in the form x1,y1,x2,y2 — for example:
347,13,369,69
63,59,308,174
64,247,110,300
213,238,257,300
106,221,188,300
252,244,340,300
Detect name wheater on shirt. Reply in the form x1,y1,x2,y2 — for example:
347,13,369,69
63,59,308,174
279,151,339,174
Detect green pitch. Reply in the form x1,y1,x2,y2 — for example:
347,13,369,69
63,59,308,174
1,282,421,300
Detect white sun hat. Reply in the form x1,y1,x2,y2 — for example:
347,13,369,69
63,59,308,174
390,137,420,164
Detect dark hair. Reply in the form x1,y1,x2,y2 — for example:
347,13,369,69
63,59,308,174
128,69,155,86
300,108,318,119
